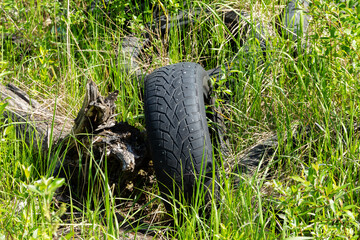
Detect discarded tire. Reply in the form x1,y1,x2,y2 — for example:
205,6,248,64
281,0,311,41
144,62,216,210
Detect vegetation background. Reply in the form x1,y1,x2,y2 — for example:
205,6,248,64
0,0,359,239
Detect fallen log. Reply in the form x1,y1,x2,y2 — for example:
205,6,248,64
0,81,152,198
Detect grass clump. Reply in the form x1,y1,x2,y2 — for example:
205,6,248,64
274,162,360,238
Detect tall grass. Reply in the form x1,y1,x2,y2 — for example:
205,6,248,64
0,0,359,238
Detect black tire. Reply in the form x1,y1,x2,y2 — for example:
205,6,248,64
281,0,311,42
144,62,215,210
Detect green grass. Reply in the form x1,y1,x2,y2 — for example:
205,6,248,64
1,0,360,239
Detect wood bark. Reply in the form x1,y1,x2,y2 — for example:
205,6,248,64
0,81,151,198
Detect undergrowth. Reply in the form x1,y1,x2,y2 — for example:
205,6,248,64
0,0,359,239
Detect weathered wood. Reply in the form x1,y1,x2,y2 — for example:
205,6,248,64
0,83,72,150
0,80,151,198
72,81,119,135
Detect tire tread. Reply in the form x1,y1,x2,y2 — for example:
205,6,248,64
144,62,213,200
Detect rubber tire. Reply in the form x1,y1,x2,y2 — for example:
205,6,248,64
144,62,215,210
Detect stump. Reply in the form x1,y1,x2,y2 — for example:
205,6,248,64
0,81,152,199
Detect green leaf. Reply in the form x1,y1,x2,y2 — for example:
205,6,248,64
21,164,33,180
329,199,336,214
291,176,306,183
344,210,355,220
0,102,8,115
60,232,75,240
4,125,14,136
343,205,359,210
27,185,41,195
311,163,319,173
344,28,352,35
47,178,65,194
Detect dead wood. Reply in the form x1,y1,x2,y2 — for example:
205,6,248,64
0,80,151,198
0,83,72,150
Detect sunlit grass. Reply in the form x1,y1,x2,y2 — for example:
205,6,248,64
0,0,359,239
